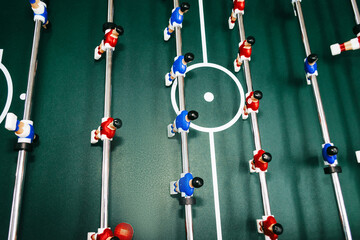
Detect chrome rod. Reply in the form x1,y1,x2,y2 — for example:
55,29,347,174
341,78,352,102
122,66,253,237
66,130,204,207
8,20,42,240
237,13,272,217
173,0,193,239
293,2,352,239
350,0,360,25
100,0,115,229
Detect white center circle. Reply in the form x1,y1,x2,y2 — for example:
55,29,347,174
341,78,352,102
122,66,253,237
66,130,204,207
170,62,245,133
204,92,214,102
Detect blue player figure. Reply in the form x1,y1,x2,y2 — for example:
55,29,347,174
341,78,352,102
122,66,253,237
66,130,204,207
165,52,194,87
168,110,198,137
5,113,38,144
322,143,338,164
304,54,318,85
29,0,50,29
171,173,204,197
164,2,190,41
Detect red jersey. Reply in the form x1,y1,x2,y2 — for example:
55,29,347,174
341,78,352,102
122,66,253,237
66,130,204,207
246,92,259,111
97,228,114,240
239,41,252,58
100,117,116,139
262,216,279,240
233,0,245,11
254,150,268,171
104,30,118,48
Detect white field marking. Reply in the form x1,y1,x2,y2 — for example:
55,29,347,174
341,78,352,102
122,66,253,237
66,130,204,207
198,0,208,63
209,131,223,240
0,50,13,124
204,92,214,102
356,151,360,163
171,62,245,133
20,93,26,100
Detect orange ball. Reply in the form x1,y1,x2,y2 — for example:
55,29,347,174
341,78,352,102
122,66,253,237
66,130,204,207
114,223,134,240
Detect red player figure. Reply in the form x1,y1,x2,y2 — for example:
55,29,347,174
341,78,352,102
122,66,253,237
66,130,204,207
258,215,283,240
331,24,360,55
242,90,262,120
94,22,124,60
228,0,245,29
250,150,272,172
90,228,119,240
114,223,134,240
91,117,122,144
330,35,360,55
234,36,255,72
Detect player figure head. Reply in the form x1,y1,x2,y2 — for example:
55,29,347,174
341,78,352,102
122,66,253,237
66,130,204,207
253,90,263,100
180,2,190,13
272,223,283,235
307,54,318,64
261,152,272,162
184,53,195,63
187,110,199,121
113,118,122,129
327,146,338,156
353,24,360,36
115,25,124,35
246,36,255,45
192,177,204,188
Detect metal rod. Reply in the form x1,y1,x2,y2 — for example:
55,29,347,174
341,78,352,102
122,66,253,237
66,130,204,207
100,139,111,228
184,205,194,240
259,172,271,216
293,2,352,239
173,0,193,238
331,173,352,240
23,20,41,120
294,2,311,56
7,20,42,240
350,0,360,25
104,50,113,118
310,76,331,143
8,151,28,240
107,0,114,22
237,13,272,218
100,0,114,229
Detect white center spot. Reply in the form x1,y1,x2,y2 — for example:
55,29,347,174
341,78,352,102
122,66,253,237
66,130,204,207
204,92,214,102
20,93,26,100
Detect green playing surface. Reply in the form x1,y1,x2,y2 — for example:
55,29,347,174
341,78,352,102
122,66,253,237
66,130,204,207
0,0,360,239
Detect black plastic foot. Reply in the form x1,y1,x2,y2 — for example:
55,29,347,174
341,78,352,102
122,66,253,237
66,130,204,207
179,197,196,205
103,22,116,32
324,165,342,174
15,142,33,152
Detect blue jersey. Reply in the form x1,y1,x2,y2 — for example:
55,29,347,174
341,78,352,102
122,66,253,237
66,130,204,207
33,2,48,25
173,56,187,75
304,58,317,75
29,0,36,4
322,143,337,164
179,173,194,196
170,7,184,26
175,110,190,131
15,120,35,142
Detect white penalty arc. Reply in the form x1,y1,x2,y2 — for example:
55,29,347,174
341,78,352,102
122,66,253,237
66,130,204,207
171,62,245,133
0,50,13,124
